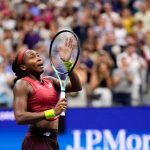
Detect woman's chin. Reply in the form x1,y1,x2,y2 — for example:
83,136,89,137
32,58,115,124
36,69,44,75
38,66,44,73
39,69,44,74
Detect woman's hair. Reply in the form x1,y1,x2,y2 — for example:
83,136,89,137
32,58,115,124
12,52,28,83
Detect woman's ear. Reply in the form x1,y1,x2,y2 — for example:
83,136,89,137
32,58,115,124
20,65,27,71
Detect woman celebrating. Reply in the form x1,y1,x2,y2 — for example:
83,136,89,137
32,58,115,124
12,39,81,150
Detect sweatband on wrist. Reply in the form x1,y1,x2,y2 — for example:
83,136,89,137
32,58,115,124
44,109,55,119
63,60,73,71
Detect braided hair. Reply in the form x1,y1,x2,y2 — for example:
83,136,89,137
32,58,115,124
12,50,28,83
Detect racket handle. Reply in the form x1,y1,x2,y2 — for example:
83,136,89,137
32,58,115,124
60,91,65,99
60,91,66,116
61,112,65,116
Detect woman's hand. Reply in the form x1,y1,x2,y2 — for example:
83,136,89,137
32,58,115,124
58,37,74,61
53,98,67,116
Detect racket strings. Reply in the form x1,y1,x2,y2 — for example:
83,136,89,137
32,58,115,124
50,31,78,74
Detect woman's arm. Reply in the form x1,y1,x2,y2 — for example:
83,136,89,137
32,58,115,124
48,69,82,93
13,80,45,124
65,69,82,92
52,36,82,92
13,80,67,125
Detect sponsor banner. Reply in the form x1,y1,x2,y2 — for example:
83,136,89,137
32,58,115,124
58,129,150,150
0,110,15,121
0,107,150,150
66,107,150,129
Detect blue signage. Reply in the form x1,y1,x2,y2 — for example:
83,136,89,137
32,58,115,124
0,107,150,150
58,129,150,150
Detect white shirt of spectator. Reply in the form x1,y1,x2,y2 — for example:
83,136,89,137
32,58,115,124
114,27,127,46
134,10,150,32
117,52,146,85
102,12,120,31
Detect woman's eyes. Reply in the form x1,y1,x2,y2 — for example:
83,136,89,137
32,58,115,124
29,53,36,58
30,55,34,58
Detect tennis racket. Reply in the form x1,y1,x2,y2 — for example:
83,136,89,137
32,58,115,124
49,30,80,115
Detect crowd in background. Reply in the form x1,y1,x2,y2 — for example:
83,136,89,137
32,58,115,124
0,0,150,108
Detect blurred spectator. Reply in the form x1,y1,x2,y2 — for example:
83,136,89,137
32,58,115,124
23,26,40,49
90,63,113,107
102,2,120,31
112,57,133,106
67,61,88,107
88,52,113,107
3,29,13,53
38,21,50,41
0,0,150,108
73,12,89,46
113,20,127,47
0,56,14,108
80,48,94,83
134,1,150,32
138,41,150,93
98,50,114,68
57,7,74,30
2,14,16,30
132,20,147,42
103,32,122,68
121,8,134,34
94,16,113,39
117,43,147,106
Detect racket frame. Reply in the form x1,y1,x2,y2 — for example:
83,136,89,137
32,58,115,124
49,30,80,115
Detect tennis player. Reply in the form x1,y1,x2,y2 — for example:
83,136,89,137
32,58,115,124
12,39,82,150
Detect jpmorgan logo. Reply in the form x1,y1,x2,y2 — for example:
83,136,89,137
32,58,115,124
66,129,150,150
0,111,15,121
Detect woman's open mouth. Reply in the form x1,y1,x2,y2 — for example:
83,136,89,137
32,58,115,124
37,62,44,69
